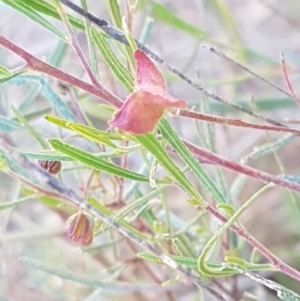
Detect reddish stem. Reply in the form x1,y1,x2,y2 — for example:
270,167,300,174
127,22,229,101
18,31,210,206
206,204,300,282
0,35,123,109
184,140,300,193
280,52,299,104
180,109,300,135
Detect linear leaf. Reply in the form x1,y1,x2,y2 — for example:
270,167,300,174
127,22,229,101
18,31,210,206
88,196,149,240
16,148,118,161
1,0,66,40
8,75,77,122
106,0,122,29
159,118,226,203
150,1,208,39
137,252,272,273
80,0,99,78
0,115,23,132
22,187,74,209
101,185,166,231
91,27,134,93
12,105,49,149
45,115,116,148
135,133,205,204
20,257,166,291
49,139,149,182
2,0,84,30
0,195,35,211
0,65,11,77
197,184,273,277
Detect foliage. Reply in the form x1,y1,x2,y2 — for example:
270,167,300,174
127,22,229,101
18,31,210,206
1,0,300,300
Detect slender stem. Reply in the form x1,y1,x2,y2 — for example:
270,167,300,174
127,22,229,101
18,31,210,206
203,45,300,104
184,140,300,193
179,109,300,135
205,204,300,281
280,52,298,102
0,35,123,109
53,0,100,87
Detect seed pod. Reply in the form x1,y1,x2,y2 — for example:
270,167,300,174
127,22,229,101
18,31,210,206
66,211,93,245
37,160,62,174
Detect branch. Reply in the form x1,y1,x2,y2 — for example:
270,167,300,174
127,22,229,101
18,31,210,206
0,35,123,109
179,109,300,135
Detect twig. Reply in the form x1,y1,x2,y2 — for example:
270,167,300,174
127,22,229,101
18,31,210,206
0,35,123,109
184,140,300,193
53,0,100,88
206,203,300,282
179,109,300,135
203,45,300,104
280,52,298,103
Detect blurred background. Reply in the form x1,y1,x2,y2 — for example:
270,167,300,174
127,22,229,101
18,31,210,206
1,0,300,300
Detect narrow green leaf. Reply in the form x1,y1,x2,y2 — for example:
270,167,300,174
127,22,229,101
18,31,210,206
49,39,68,66
135,188,157,228
197,184,273,277
91,27,134,93
22,187,74,209
159,118,226,204
0,65,11,77
12,105,49,149
49,139,149,182
8,75,77,122
105,0,135,70
135,133,205,204
1,0,66,40
101,185,166,232
82,238,125,252
243,134,295,162
150,1,208,39
45,115,117,148
19,41,68,113
88,196,149,240
0,153,39,184
16,148,118,161
106,0,123,29
3,0,84,30
0,115,23,132
225,256,274,272
137,252,272,273
217,203,236,217
0,195,35,211
20,257,165,291
139,17,154,44
207,0,245,61
70,124,116,148
80,0,100,79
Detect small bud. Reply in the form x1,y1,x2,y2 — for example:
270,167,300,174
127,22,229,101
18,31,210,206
67,211,93,245
38,160,62,174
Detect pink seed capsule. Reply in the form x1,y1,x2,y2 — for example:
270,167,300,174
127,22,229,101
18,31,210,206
66,211,93,245
37,160,62,174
